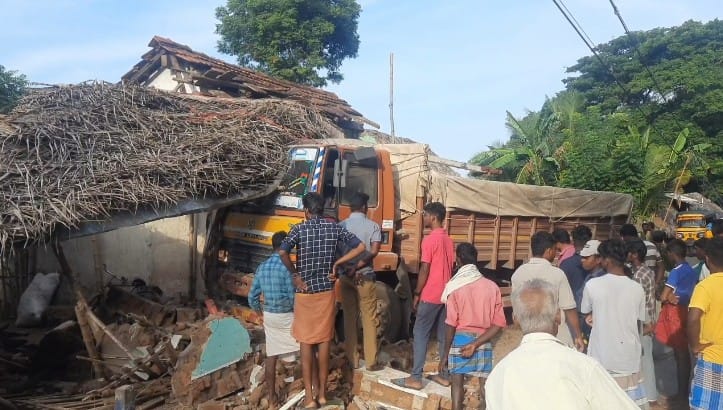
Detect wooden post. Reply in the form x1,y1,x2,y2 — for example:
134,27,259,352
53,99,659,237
509,217,519,268
188,214,198,301
114,385,136,410
490,216,501,270
75,301,105,378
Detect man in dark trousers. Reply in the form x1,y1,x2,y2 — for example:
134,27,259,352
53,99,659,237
393,202,455,390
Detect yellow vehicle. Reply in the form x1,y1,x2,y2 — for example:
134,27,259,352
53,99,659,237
675,211,715,245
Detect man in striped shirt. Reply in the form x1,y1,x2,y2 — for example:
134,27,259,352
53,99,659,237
620,224,665,286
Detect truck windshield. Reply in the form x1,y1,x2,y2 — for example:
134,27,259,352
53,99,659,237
275,147,318,210
678,218,705,228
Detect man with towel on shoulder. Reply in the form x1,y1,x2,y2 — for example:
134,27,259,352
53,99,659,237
279,192,366,409
248,231,298,409
439,242,506,410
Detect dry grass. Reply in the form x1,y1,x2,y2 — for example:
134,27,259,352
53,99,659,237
0,82,335,248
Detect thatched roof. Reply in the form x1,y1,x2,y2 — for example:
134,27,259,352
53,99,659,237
122,36,378,133
0,82,337,246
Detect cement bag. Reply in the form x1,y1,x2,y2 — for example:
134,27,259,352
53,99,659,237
15,272,61,327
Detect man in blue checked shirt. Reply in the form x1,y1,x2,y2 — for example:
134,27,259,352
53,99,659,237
249,231,299,409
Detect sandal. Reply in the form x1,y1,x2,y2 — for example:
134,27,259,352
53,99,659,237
391,377,424,390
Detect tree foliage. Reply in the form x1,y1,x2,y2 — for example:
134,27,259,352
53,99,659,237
0,65,27,113
215,0,361,87
472,19,723,219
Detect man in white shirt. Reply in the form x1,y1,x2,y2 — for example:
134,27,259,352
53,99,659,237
485,278,639,410
511,231,584,351
581,239,648,408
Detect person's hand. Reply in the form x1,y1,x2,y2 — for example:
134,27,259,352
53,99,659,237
692,342,713,354
574,336,585,352
643,323,654,336
585,314,593,327
353,271,363,286
438,357,448,374
292,274,307,292
669,294,680,305
460,342,477,358
412,295,420,312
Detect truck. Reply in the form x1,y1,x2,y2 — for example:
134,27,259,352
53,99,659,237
209,139,634,342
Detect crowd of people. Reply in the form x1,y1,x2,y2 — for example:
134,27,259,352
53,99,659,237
249,192,723,410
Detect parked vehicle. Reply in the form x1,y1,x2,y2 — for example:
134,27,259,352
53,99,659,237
212,140,633,341
675,211,715,245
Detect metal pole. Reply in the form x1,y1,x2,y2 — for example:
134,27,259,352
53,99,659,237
389,52,395,141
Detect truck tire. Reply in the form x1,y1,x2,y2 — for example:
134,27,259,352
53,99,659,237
375,281,403,343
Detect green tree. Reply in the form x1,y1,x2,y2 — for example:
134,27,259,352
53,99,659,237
0,65,27,113
215,0,361,87
563,19,723,199
472,99,568,185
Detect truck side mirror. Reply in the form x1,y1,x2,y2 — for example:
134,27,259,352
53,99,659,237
333,158,348,188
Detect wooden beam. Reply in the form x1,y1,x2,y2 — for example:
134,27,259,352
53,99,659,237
467,213,475,243
508,217,519,269
490,216,501,270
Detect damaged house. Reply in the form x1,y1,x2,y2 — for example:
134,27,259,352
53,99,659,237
0,57,358,407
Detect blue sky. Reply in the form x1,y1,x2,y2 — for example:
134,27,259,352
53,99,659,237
2,0,720,162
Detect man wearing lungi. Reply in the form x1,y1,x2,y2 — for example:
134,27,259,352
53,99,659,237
581,239,648,408
393,201,454,390
439,243,506,410
249,231,298,409
688,236,723,410
278,192,365,409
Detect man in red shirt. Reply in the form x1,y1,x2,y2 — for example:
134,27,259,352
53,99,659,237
553,228,576,267
440,243,506,410
393,202,455,390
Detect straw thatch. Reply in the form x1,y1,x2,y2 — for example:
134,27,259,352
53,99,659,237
0,82,337,247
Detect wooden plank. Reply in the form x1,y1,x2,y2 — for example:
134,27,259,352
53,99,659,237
467,214,475,243
508,217,519,269
488,217,501,270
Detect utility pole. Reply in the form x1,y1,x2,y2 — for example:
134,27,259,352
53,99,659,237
389,52,395,142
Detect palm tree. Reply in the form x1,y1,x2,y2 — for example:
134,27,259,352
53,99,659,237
472,108,561,185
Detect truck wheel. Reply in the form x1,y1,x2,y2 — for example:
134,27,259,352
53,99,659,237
375,281,403,343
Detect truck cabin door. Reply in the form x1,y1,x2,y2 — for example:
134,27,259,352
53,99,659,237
327,147,381,223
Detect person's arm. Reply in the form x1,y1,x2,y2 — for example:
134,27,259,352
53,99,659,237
460,326,502,358
688,307,711,354
688,285,713,355
278,227,306,291
413,262,430,311
661,267,680,304
333,241,366,273
564,309,585,352
355,241,381,270
655,262,665,285
439,324,455,373
248,276,263,312
559,277,584,351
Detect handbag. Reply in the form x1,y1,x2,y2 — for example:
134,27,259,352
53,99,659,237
654,303,687,350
